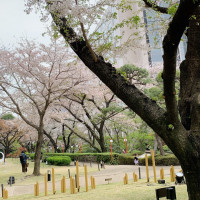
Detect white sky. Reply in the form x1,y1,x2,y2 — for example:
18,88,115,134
0,0,50,47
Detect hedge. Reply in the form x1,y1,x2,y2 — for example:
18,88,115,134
46,156,71,166
139,154,180,166
27,152,180,166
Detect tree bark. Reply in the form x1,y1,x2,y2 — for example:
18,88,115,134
33,129,43,176
43,130,60,153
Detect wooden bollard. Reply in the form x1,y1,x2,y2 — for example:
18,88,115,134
61,178,64,193
34,182,39,196
45,173,48,196
36,182,39,196
34,184,37,196
145,154,149,182
135,174,138,182
133,172,135,182
72,178,76,194
76,161,80,192
3,189,8,199
123,173,128,184
84,165,88,192
63,176,66,193
125,173,128,184
151,149,157,183
91,176,93,189
160,168,164,180
170,166,175,182
133,172,138,182
70,176,73,194
93,177,96,189
52,168,56,194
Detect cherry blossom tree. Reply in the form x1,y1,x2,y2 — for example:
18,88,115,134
0,119,24,155
0,39,82,175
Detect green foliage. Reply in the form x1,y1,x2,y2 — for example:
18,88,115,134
163,145,172,153
46,156,71,166
118,64,150,85
118,155,134,165
139,154,180,166
1,113,15,120
29,153,119,164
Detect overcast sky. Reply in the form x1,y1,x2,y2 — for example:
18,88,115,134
0,0,50,47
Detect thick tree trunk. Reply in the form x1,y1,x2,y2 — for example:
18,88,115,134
33,130,43,176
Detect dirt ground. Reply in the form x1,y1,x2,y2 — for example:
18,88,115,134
0,162,181,197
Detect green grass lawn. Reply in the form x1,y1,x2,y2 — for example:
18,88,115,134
7,181,188,200
0,158,188,200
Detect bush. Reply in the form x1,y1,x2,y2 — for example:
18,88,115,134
139,154,180,166
29,152,119,164
118,155,134,165
46,156,71,166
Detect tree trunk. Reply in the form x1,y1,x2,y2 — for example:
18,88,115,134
33,130,43,176
43,130,60,153
155,133,165,156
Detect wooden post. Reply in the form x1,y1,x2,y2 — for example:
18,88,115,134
52,168,56,194
45,173,48,196
61,178,64,193
63,176,66,193
84,165,88,192
145,154,149,182
3,189,8,199
125,173,128,184
91,176,93,189
160,168,164,180
133,172,137,182
72,178,76,194
123,176,126,185
76,161,80,192
70,176,73,194
135,174,138,182
93,177,96,189
5,190,8,199
151,149,157,183
36,182,39,196
34,184,37,196
171,165,175,182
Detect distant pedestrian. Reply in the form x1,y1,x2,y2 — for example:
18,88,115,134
134,154,139,165
122,149,126,154
19,151,28,173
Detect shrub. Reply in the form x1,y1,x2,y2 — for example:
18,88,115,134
139,154,180,166
118,155,134,165
46,156,71,166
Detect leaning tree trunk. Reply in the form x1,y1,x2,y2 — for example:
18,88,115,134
178,6,200,200
33,129,43,176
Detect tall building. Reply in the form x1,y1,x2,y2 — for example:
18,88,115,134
96,1,187,72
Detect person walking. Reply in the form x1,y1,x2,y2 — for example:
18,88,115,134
134,154,139,165
19,151,28,173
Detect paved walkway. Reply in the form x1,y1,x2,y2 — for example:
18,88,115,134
0,163,181,197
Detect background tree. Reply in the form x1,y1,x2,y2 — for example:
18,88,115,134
0,119,24,155
0,39,82,175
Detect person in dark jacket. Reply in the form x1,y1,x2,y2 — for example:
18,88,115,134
19,151,28,173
